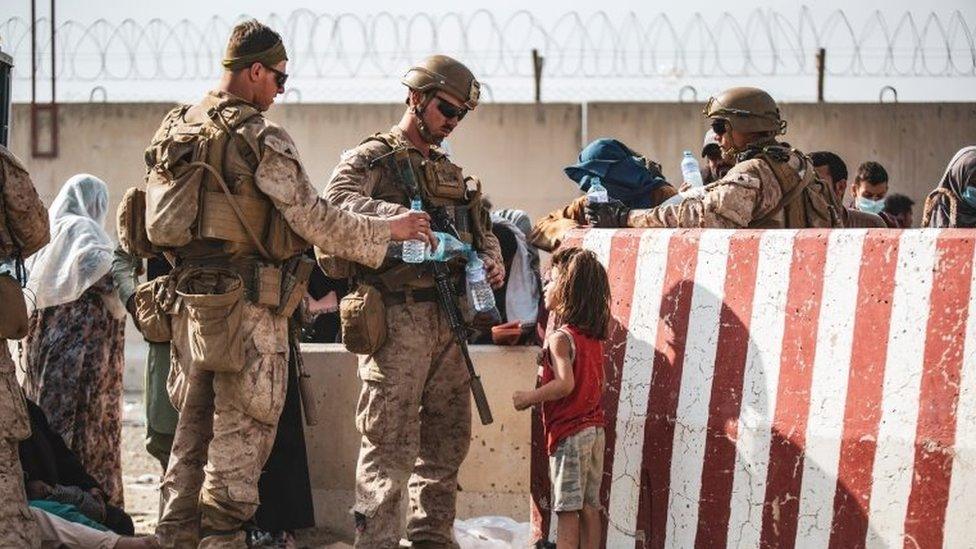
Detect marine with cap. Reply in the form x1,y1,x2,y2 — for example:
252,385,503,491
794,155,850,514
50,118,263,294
147,20,431,547
0,41,47,548
586,86,843,230
319,55,503,548
700,128,733,184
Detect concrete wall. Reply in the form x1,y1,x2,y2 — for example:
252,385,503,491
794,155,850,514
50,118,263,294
300,344,538,539
9,102,583,232
12,102,975,235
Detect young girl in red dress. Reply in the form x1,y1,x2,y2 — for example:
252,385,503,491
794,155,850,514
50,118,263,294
513,246,610,548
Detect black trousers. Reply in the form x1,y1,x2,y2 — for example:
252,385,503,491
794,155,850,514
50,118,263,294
253,347,315,532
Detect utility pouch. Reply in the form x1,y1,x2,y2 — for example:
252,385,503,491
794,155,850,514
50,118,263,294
0,273,28,339
133,275,176,343
340,283,387,355
117,187,161,258
177,268,245,373
145,126,208,248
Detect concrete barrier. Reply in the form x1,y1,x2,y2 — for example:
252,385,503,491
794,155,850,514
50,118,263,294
300,343,539,539
532,228,976,548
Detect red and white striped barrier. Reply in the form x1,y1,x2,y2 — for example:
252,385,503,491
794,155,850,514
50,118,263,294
530,228,976,548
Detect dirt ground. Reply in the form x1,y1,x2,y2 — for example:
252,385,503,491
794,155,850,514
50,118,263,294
120,392,349,548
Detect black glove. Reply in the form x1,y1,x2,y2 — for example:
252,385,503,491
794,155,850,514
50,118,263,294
585,198,631,228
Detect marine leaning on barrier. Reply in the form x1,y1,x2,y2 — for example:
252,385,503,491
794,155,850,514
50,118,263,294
586,86,845,230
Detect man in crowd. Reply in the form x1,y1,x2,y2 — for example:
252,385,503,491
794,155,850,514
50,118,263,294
150,20,430,547
0,45,48,548
851,161,889,214
320,55,504,547
884,193,916,228
700,128,733,184
586,86,842,230
810,150,886,228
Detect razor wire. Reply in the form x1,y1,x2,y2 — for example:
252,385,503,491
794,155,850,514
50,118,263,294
1,8,974,84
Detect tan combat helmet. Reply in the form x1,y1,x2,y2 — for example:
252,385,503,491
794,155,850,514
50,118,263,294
402,55,480,110
703,86,787,135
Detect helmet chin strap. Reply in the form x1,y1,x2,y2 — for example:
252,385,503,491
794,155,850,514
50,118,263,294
720,144,740,163
411,93,441,146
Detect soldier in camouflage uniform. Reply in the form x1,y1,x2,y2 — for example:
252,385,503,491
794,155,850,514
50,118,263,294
0,44,47,548
152,21,431,548
587,87,842,230
321,55,504,548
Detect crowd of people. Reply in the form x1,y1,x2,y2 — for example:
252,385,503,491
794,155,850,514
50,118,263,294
1,17,975,549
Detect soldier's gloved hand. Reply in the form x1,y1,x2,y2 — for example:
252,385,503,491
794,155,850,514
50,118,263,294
389,210,436,248
585,198,631,228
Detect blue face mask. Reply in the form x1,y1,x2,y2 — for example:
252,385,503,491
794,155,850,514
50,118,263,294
962,187,976,209
857,196,885,214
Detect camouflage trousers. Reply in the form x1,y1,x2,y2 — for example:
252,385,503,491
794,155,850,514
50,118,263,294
156,302,288,548
354,301,472,549
0,349,40,548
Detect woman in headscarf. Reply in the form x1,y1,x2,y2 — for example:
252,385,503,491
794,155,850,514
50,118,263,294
924,146,976,228
23,174,126,507
528,138,676,251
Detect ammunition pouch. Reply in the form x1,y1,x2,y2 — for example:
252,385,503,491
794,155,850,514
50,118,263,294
340,283,387,355
0,272,28,339
176,267,245,373
133,275,178,343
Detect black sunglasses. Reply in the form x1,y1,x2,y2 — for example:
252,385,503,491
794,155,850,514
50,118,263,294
263,64,288,88
434,96,468,121
711,118,728,136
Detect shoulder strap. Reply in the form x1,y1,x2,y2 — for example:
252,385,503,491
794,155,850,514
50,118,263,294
750,152,813,228
363,132,405,170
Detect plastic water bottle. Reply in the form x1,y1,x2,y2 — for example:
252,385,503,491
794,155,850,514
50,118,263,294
401,197,426,264
681,150,705,188
427,232,471,262
586,179,609,204
466,252,498,316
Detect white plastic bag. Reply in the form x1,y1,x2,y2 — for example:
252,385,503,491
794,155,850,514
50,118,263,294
454,516,533,548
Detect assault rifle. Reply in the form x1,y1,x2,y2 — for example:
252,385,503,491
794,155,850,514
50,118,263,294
391,149,494,425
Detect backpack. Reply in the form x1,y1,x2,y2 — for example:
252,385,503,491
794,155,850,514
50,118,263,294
0,146,49,263
142,102,270,255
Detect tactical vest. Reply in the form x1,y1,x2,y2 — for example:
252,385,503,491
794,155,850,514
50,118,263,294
142,99,306,264
356,132,491,291
746,145,844,229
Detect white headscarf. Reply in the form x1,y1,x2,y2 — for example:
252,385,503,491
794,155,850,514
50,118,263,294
25,174,120,315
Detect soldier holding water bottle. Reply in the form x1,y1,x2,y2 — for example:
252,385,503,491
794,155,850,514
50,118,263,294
318,55,503,548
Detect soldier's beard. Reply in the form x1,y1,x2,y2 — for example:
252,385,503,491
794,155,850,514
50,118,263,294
411,106,443,146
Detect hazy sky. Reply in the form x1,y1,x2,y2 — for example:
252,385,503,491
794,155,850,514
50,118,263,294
3,1,974,103
6,0,972,22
